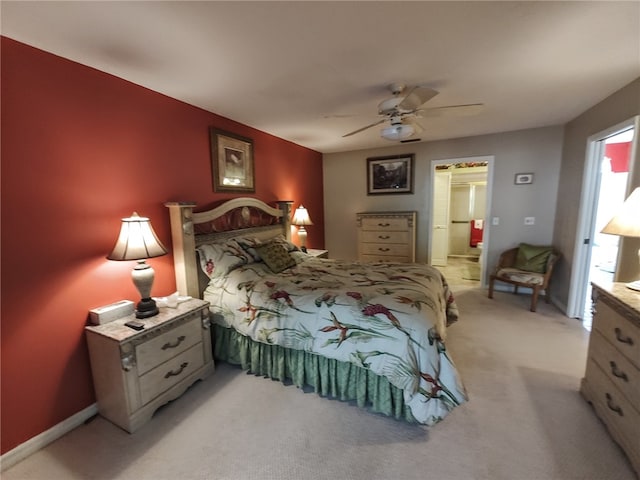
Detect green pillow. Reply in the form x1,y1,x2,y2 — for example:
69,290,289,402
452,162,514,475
255,241,296,273
514,243,553,273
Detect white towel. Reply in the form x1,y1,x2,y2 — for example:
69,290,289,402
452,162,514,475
474,219,484,229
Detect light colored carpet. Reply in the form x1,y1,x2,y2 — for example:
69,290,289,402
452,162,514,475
3,287,636,480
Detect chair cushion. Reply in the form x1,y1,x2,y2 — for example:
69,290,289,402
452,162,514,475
496,268,545,285
514,243,553,273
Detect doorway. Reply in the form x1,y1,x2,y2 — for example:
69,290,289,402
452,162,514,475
429,156,495,287
567,116,638,326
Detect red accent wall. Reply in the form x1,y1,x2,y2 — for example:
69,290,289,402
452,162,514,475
0,37,324,454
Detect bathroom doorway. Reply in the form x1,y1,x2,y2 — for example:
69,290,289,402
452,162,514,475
429,155,494,287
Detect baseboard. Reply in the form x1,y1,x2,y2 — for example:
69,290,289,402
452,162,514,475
1,403,98,472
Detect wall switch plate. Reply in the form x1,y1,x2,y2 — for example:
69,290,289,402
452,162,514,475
524,217,535,225
492,217,500,226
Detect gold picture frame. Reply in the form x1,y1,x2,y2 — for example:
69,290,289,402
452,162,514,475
210,128,255,193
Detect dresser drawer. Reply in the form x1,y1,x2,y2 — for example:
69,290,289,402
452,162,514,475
361,254,410,263
594,299,640,369
136,313,202,375
139,343,205,405
361,230,409,244
589,330,640,404
361,243,410,257
584,358,640,455
361,217,408,231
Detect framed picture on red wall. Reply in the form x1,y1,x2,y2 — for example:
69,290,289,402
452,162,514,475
210,128,255,193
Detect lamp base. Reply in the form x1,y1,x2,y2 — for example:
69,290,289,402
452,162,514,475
135,297,159,318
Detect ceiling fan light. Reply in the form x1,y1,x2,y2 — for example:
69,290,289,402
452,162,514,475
381,124,415,141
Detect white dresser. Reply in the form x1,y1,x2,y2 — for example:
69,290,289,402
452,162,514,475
86,298,214,432
356,211,416,263
581,282,639,475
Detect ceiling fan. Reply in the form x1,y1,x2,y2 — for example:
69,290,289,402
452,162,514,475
343,83,483,141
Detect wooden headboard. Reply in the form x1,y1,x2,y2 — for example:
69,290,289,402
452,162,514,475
165,198,293,298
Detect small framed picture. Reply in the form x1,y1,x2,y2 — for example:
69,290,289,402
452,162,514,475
367,154,415,195
210,128,255,193
514,173,534,185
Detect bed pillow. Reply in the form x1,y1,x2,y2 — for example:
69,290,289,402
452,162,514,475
196,239,253,279
254,241,296,273
514,243,553,273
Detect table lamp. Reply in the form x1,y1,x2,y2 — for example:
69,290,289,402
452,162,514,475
108,212,168,318
292,205,313,252
601,187,640,291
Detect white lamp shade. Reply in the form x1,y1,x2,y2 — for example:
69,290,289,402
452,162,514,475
601,187,640,238
292,205,313,226
108,212,168,261
381,123,415,141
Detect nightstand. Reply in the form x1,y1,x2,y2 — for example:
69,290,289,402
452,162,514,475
85,298,214,432
306,248,329,258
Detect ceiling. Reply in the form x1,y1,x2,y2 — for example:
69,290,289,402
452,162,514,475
2,1,639,154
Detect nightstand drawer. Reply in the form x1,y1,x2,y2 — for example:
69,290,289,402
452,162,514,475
139,343,205,405
589,330,640,403
594,300,640,369
361,217,408,231
136,313,202,375
361,231,409,244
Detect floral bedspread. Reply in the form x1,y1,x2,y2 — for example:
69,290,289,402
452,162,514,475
203,253,468,424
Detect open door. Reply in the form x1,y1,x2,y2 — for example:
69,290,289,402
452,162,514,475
431,169,451,266
567,115,638,324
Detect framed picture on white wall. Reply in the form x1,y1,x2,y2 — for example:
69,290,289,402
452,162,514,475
367,154,415,195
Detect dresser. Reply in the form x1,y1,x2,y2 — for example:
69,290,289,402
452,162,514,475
86,298,214,432
581,282,640,475
356,211,416,263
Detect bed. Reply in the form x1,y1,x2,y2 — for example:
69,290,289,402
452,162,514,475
165,198,467,425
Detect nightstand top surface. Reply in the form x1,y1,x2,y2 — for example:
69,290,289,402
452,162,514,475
86,297,209,341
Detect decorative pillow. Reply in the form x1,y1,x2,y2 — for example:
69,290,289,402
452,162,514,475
196,239,253,279
254,241,296,273
514,243,553,273
237,234,298,261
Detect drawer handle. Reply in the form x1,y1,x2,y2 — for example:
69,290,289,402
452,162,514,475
377,223,391,227
165,362,189,379
605,393,624,417
162,335,186,350
614,327,634,346
378,248,390,252
609,361,628,382
378,235,391,239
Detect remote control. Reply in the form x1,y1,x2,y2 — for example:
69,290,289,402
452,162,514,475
124,320,145,331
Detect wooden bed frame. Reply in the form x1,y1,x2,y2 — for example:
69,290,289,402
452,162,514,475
165,198,293,298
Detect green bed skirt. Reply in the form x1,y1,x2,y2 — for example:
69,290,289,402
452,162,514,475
213,324,415,422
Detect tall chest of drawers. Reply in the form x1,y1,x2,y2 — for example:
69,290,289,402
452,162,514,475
581,282,640,475
86,298,214,432
356,211,416,263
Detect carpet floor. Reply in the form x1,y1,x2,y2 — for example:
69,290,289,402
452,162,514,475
2,286,636,480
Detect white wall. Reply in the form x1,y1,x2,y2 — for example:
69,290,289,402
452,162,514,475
323,125,564,283
553,77,640,308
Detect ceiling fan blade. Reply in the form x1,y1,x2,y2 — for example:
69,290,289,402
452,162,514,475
404,116,425,134
417,103,484,118
342,118,385,137
398,86,439,111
